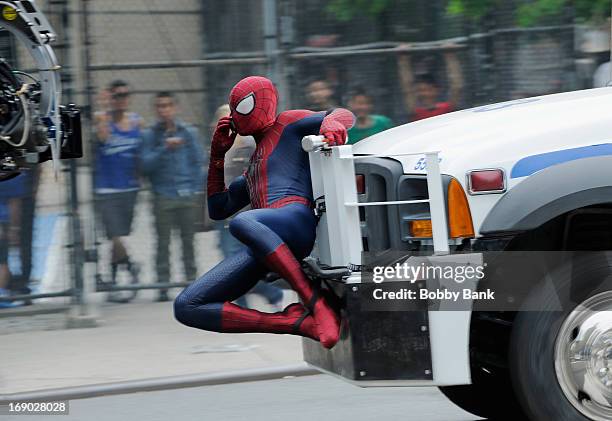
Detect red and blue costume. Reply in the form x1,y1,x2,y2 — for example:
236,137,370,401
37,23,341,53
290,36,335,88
174,76,355,348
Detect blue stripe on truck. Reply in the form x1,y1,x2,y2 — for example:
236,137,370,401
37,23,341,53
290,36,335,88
511,143,612,178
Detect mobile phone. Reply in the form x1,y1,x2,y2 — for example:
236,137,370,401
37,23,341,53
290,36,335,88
166,136,183,145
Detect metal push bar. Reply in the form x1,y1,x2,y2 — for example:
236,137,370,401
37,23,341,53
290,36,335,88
303,135,450,270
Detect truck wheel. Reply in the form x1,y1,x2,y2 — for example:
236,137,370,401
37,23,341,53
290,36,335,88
439,367,525,420
510,254,612,421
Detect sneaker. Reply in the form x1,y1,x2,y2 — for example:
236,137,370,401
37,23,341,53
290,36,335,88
106,290,132,304
122,261,140,303
156,291,170,302
12,286,32,306
0,288,18,308
269,290,285,312
269,298,284,313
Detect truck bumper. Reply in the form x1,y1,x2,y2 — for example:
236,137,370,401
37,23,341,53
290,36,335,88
303,252,484,387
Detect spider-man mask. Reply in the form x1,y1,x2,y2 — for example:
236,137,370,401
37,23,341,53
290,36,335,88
229,76,278,136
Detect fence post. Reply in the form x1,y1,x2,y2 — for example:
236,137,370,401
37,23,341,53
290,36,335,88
62,0,96,328
263,0,289,109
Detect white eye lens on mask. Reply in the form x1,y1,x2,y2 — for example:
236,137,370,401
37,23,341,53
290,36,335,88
235,94,255,115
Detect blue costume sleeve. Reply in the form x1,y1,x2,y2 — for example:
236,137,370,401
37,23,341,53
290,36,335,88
290,109,353,135
290,112,326,137
208,175,250,220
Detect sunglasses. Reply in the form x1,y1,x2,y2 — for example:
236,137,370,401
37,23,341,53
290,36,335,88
112,92,130,100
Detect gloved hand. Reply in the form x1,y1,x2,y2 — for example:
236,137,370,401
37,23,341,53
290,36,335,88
208,117,236,197
210,116,237,159
319,119,347,146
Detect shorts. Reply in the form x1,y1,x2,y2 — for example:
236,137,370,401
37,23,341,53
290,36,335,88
0,223,7,265
96,191,138,239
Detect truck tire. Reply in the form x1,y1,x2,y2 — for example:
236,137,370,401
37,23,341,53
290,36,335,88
509,253,612,421
439,367,525,420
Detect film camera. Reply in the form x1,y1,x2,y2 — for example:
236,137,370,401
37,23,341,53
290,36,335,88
0,1,82,182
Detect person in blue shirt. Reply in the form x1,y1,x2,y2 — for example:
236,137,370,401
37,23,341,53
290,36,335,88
141,91,205,302
0,173,28,307
94,80,142,302
0,197,11,307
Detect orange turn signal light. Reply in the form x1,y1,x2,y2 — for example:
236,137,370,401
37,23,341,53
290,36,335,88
448,178,475,238
409,179,475,240
410,220,433,238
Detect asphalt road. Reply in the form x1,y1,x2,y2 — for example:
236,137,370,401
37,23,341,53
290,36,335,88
3,375,480,421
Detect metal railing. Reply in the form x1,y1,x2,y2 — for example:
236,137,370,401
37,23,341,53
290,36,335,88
303,135,450,272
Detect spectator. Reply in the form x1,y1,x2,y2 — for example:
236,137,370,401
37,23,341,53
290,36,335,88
142,92,205,302
94,80,142,303
0,197,11,307
347,87,393,144
8,168,38,299
305,79,337,111
397,47,464,121
210,104,284,311
0,173,28,308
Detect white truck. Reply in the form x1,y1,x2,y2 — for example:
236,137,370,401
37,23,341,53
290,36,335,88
302,88,612,421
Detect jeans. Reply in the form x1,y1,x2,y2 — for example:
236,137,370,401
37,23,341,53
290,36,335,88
154,195,198,289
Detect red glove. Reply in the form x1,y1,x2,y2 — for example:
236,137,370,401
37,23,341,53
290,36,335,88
210,116,237,159
208,117,237,197
319,119,347,146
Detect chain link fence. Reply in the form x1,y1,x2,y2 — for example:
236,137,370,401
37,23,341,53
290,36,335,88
0,0,604,306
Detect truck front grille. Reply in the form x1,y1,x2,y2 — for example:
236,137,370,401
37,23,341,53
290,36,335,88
356,157,406,252
356,157,451,253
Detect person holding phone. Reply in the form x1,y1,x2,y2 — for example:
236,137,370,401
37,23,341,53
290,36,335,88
173,76,355,349
94,80,143,303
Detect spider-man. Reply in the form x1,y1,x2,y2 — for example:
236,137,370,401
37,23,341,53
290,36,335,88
174,76,355,348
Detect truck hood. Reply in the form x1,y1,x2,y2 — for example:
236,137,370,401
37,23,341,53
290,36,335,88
352,88,612,179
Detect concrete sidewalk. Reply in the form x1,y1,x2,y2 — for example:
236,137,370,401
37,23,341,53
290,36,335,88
0,299,305,395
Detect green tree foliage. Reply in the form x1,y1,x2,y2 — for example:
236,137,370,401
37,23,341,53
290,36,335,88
446,0,495,21
448,0,612,25
573,0,612,23
325,0,393,22
326,0,612,26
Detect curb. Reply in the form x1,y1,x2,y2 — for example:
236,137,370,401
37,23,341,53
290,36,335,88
0,364,319,404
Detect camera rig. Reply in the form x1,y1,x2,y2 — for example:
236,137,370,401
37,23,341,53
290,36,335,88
0,0,82,182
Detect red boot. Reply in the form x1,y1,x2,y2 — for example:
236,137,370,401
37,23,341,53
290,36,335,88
264,244,340,349
221,302,318,341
